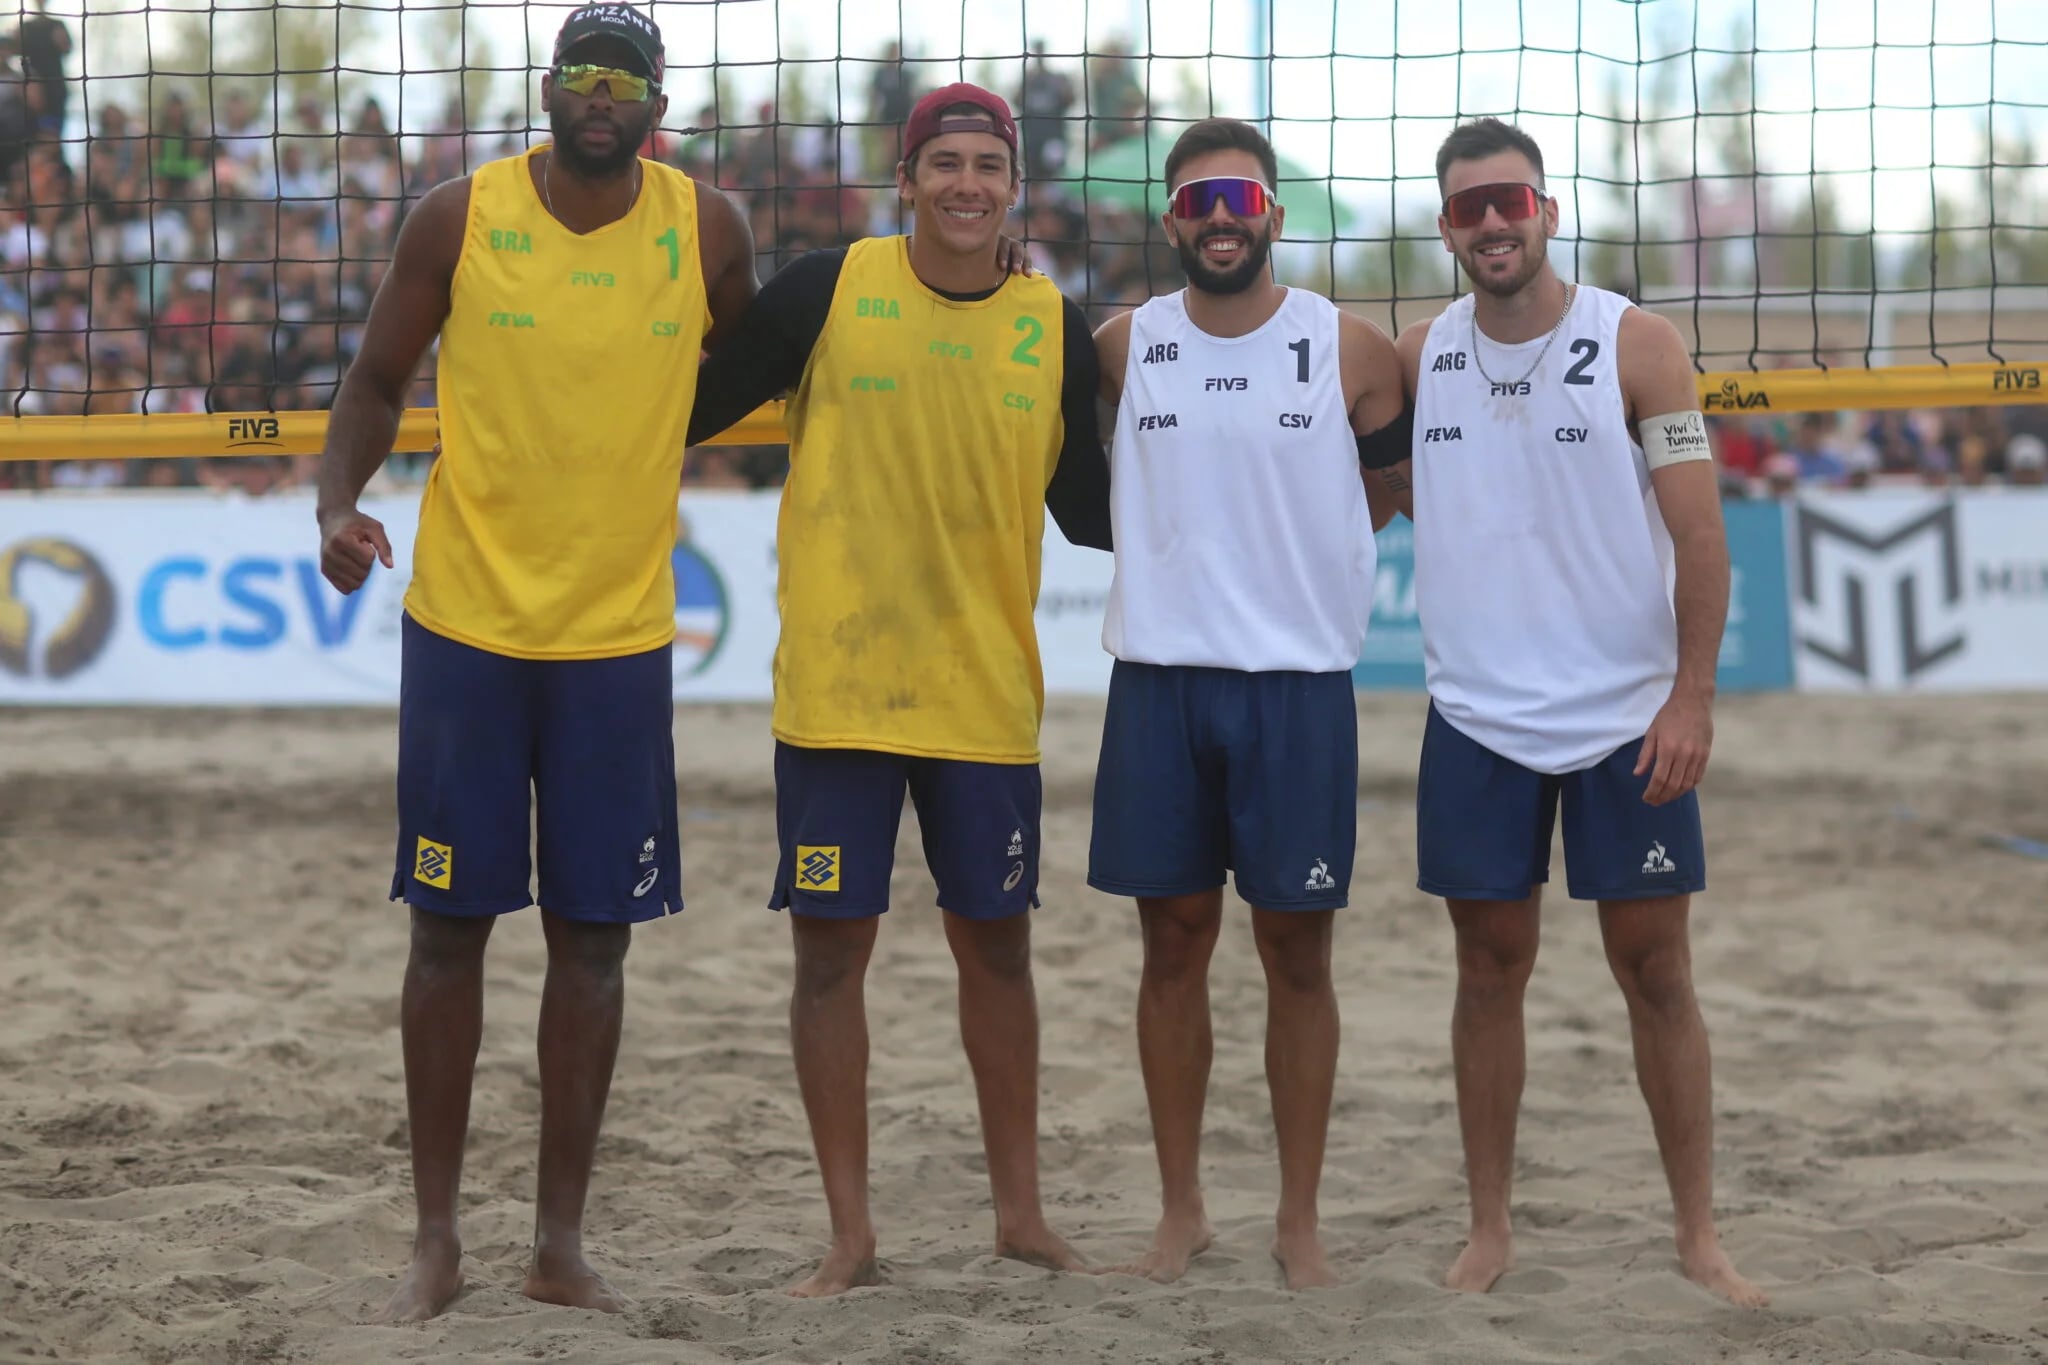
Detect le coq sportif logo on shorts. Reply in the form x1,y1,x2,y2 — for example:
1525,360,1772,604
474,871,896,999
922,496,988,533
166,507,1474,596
0,538,118,680
1793,500,1965,684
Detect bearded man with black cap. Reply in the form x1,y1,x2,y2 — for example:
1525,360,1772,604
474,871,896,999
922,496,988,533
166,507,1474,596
312,3,761,1323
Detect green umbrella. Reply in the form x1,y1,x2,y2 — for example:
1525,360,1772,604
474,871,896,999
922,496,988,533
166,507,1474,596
1068,125,1358,239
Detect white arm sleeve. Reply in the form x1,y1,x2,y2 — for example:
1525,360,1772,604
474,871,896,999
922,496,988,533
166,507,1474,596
1639,409,1713,471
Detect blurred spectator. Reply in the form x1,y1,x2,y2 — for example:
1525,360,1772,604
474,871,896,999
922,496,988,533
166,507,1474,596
1787,413,1848,485
1019,39,1076,180
2007,434,2046,487
4,0,70,138
0,38,2039,500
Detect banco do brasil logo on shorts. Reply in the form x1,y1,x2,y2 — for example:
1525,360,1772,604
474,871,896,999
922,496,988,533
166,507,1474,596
672,514,730,676
0,538,118,680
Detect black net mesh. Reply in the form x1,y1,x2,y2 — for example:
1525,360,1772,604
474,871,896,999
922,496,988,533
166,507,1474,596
0,0,2044,467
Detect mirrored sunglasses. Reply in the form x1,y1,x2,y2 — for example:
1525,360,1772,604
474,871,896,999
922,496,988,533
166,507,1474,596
1442,182,1544,229
554,64,657,103
1168,175,1274,220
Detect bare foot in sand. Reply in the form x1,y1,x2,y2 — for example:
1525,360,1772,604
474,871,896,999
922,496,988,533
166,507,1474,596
521,1249,626,1314
1680,1233,1770,1308
1445,1226,1514,1293
1272,1223,1340,1290
374,1232,464,1323
997,1220,1089,1272
1105,1207,1215,1284
789,1237,882,1298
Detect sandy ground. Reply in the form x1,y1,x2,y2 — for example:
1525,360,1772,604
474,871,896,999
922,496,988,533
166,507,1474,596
2,693,2047,1365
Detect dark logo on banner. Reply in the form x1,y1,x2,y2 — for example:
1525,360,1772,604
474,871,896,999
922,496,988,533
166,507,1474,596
0,538,118,679
1794,501,1964,682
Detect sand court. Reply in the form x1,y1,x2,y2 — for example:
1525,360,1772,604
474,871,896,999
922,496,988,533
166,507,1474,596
2,693,2045,1363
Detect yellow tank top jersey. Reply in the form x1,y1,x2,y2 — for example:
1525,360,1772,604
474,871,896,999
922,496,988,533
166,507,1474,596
406,147,709,659
776,236,1067,763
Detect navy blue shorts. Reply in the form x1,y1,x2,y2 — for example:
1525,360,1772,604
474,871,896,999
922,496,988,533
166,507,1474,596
1415,703,1706,903
1088,660,1358,911
390,614,682,924
769,742,1042,921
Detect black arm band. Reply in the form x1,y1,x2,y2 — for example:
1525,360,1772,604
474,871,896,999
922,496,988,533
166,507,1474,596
1355,399,1416,471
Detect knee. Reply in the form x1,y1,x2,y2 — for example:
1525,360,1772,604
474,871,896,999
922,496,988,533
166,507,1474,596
1254,918,1332,996
408,910,492,976
544,918,631,982
953,917,1033,984
792,923,874,997
1608,937,1694,1015
1454,927,1537,1001
1142,913,1221,984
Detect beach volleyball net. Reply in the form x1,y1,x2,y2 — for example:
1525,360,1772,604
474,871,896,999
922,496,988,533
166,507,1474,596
1,0,2046,466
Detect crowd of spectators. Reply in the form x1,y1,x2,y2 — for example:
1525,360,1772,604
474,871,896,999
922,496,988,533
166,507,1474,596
0,18,2041,495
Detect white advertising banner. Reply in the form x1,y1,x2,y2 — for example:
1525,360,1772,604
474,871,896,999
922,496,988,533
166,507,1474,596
1788,489,2048,692
0,490,1121,706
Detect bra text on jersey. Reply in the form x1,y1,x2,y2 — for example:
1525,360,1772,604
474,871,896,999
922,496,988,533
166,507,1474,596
1141,342,1179,363
489,229,532,253
1137,413,1179,430
856,297,901,319
1203,377,1248,391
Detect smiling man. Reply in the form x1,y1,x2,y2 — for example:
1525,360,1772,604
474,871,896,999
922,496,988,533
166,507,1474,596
313,2,758,1323
1384,117,1767,1308
684,83,1111,1298
1087,117,1411,1291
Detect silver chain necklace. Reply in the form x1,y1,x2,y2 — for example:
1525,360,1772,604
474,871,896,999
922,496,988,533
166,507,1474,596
1469,281,1576,390
542,150,641,224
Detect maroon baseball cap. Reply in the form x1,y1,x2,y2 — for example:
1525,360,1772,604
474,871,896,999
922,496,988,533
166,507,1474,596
902,82,1019,163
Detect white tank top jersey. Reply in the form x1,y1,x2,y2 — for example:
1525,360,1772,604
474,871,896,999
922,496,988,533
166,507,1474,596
1412,284,1679,775
1102,288,1373,673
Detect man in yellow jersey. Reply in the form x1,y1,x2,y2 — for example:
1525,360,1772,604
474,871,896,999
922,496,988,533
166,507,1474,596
312,4,758,1323
684,83,1113,1298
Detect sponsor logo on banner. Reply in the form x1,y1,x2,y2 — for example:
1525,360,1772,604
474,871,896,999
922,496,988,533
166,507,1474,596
0,537,119,679
137,555,366,650
671,513,730,677
1791,496,1965,687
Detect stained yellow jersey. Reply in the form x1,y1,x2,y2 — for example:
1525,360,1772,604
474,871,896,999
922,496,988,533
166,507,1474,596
775,236,1066,763
406,147,709,659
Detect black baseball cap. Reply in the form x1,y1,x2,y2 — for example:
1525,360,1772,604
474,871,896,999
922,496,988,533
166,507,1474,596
552,4,665,85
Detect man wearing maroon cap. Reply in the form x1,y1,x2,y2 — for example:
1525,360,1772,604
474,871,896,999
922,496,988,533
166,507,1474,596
687,82,1111,1297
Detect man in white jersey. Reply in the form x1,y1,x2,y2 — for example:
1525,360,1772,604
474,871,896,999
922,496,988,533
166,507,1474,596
1088,117,1412,1290
1380,117,1767,1308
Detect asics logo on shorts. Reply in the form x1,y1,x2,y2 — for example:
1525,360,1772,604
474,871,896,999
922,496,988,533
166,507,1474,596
796,845,842,891
632,867,659,898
